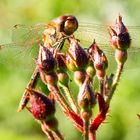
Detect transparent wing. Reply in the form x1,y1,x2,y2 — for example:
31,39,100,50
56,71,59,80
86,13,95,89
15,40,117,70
12,23,47,47
0,23,47,69
75,22,140,70
0,42,39,70
1,22,140,71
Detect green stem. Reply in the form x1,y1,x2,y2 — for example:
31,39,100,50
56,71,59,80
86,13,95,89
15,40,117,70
60,84,80,113
106,63,124,105
49,85,73,113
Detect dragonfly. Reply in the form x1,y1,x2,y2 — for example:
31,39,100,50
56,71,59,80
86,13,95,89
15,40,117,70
1,16,140,70
0,15,79,67
0,15,140,110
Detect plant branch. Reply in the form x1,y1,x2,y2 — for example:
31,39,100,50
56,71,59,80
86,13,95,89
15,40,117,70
60,84,80,113
83,120,89,140
106,63,124,105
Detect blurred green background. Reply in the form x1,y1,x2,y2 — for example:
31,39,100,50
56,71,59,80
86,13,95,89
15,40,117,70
0,0,140,140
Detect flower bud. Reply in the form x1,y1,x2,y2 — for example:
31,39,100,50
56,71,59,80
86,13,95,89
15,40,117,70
27,89,55,121
66,37,88,71
74,70,86,86
88,40,108,79
44,73,58,86
109,14,131,51
78,77,96,120
78,77,96,110
37,44,56,74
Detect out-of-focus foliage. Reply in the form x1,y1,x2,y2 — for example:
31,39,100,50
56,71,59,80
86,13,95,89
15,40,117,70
0,0,140,140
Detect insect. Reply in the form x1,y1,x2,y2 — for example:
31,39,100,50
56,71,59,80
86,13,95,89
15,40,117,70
1,16,140,68
0,15,79,111
1,15,140,111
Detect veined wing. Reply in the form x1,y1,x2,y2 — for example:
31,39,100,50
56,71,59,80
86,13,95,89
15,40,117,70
0,23,47,67
75,22,140,70
12,23,47,47
1,22,140,70
77,22,140,48
0,42,39,69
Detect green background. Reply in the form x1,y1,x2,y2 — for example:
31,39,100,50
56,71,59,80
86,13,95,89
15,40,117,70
0,0,140,140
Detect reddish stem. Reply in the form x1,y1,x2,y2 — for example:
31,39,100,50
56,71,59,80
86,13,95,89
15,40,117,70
89,130,96,140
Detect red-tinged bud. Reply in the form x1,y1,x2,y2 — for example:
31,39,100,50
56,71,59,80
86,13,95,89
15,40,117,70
88,40,108,79
109,14,131,51
96,70,106,80
78,77,96,119
66,37,88,71
37,44,56,74
115,49,127,64
27,89,55,121
40,72,58,87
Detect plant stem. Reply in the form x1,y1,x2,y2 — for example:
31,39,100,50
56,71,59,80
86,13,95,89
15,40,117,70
41,124,55,140
49,85,73,112
89,130,96,140
49,85,84,133
53,129,64,140
61,84,80,113
100,78,104,96
106,63,124,105
83,120,89,140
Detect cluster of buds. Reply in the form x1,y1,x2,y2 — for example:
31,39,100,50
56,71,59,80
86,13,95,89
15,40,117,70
18,14,132,140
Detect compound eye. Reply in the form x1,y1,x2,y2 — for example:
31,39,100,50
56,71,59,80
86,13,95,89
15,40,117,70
63,16,78,35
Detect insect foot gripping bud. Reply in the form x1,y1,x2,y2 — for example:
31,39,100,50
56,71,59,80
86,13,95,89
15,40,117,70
26,89,55,121
109,14,131,51
66,37,88,71
88,40,108,80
